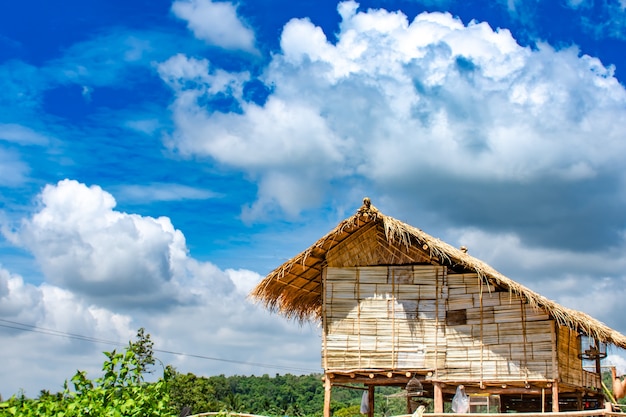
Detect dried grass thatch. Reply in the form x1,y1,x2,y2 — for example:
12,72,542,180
249,198,626,349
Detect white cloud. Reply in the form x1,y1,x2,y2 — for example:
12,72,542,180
171,0,257,53
0,180,321,396
124,118,161,135
0,123,51,186
0,148,29,186
7,179,234,309
0,123,50,145
161,2,626,225
0,265,137,396
158,53,212,89
0,267,43,320
114,183,219,203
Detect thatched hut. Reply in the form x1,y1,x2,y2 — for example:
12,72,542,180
250,198,626,415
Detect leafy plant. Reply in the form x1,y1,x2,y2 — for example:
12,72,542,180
0,330,176,417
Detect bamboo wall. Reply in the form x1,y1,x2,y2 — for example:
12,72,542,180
558,326,595,389
322,265,568,385
323,265,446,370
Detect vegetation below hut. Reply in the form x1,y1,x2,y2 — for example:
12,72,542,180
0,330,406,417
1,329,624,416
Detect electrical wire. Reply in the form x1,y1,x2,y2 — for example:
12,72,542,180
0,318,318,374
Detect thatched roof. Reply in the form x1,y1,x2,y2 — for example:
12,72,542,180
250,198,626,349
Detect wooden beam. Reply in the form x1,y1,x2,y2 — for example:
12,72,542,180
368,385,375,417
434,382,443,413
326,375,417,385
324,377,331,417
552,381,560,412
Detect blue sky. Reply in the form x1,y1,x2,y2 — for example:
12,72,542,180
2,0,626,397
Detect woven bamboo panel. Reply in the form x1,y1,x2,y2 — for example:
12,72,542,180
466,306,495,324
416,299,437,317
479,292,505,307
395,284,420,300
328,267,359,281
447,274,467,288
527,360,552,377
357,266,388,283
448,293,474,310
323,263,561,383
498,322,523,337
357,283,379,298
524,321,552,342
557,326,585,386
397,350,426,368
475,323,499,345
524,304,550,321
324,265,445,370
327,319,355,334
327,282,357,298
529,341,553,360
499,291,525,304
389,266,414,284
493,304,524,323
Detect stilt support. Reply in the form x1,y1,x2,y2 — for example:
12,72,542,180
552,381,559,412
368,385,375,417
434,382,443,413
324,376,331,417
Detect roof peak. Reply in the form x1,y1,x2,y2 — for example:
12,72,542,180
357,196,379,218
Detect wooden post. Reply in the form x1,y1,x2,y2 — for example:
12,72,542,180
595,339,602,375
434,382,444,413
368,385,375,417
324,376,331,417
552,381,559,412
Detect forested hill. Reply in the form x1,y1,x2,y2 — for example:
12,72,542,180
168,371,406,417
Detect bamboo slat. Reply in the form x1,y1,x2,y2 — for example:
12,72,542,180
357,267,387,284
448,293,475,310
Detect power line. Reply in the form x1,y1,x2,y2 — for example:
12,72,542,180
0,319,124,346
0,318,318,374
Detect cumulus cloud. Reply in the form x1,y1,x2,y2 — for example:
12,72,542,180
171,0,257,53
160,2,626,249
0,180,321,396
0,265,137,396
7,179,234,309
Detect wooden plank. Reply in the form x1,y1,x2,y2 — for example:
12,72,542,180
358,266,388,284
467,306,495,324
389,266,414,284
326,267,358,281
448,294,474,310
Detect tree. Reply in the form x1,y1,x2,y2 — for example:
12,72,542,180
129,327,156,375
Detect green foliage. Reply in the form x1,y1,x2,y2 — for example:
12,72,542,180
333,404,361,417
602,369,626,405
0,327,413,417
0,331,176,417
130,327,156,375
167,371,406,417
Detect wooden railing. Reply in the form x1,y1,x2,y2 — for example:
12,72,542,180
392,411,626,417
188,410,626,417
